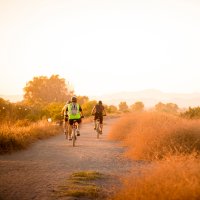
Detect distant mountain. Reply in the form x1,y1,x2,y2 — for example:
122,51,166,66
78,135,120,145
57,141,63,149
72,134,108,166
90,89,200,108
0,94,23,102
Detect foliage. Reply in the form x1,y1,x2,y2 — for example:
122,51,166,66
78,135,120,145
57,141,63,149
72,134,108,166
82,100,97,117
130,101,144,112
0,96,107,122
106,105,118,113
0,98,11,121
155,102,179,114
1,71,121,123
181,106,200,119
42,102,64,121
118,101,129,112
23,74,73,105
77,96,89,105
0,98,32,122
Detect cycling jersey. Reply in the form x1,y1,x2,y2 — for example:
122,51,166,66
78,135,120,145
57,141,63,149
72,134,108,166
67,103,82,119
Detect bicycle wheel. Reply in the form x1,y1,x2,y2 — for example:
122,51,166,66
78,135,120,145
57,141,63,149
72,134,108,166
96,122,100,139
72,129,76,147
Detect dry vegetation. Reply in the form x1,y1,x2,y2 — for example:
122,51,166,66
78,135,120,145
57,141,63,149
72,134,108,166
0,120,61,154
55,171,104,199
108,112,200,200
111,155,200,200
108,112,200,160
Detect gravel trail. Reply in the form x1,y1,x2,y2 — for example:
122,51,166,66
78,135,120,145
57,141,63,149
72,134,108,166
0,118,140,200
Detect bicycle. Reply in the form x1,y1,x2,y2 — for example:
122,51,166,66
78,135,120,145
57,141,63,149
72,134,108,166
95,118,101,139
94,114,106,139
71,120,79,147
70,116,84,147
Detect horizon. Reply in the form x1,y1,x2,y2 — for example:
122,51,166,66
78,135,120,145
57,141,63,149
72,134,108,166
1,88,200,108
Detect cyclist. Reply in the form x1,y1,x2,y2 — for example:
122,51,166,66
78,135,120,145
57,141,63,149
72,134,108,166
66,95,84,140
61,100,71,139
91,100,106,134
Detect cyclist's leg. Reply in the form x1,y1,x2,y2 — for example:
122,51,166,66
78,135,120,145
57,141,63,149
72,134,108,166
76,118,82,136
94,120,97,130
94,114,98,130
63,118,66,133
64,121,67,139
68,119,73,140
64,117,68,134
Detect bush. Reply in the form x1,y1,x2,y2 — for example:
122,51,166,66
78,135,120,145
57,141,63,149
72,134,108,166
0,121,61,154
82,100,97,117
111,155,200,200
181,107,200,119
108,112,200,160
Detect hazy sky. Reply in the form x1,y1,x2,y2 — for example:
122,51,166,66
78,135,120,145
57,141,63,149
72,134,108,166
0,0,200,97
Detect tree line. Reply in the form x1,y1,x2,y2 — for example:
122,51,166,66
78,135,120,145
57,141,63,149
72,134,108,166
0,74,199,123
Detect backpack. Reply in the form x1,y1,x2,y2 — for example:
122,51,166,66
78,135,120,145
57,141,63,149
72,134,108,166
95,104,104,114
71,103,78,115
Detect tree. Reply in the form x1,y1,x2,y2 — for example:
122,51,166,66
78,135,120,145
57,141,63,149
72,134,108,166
165,103,179,114
23,75,73,105
42,102,64,121
77,96,89,105
155,102,179,114
82,100,97,117
130,101,144,112
107,105,118,113
119,101,129,112
0,98,10,121
155,102,165,112
181,106,200,119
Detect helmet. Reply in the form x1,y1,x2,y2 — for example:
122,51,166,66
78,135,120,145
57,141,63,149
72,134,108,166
98,100,102,105
71,95,77,102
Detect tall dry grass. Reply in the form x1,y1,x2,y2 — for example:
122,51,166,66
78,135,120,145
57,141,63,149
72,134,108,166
108,112,200,160
0,120,61,154
108,112,200,200
111,155,200,200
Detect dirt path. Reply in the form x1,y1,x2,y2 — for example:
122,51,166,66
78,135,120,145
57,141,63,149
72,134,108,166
0,118,140,200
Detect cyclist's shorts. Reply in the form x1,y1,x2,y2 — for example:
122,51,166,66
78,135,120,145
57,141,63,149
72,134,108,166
69,118,82,125
94,114,103,124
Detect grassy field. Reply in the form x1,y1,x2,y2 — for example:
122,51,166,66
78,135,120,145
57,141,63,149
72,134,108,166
108,112,200,200
0,120,62,154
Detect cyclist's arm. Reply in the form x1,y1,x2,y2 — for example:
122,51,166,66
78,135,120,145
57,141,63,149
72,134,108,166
91,106,96,115
61,106,65,116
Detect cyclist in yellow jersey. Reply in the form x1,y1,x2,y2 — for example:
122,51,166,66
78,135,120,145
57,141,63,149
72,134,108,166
66,96,84,140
